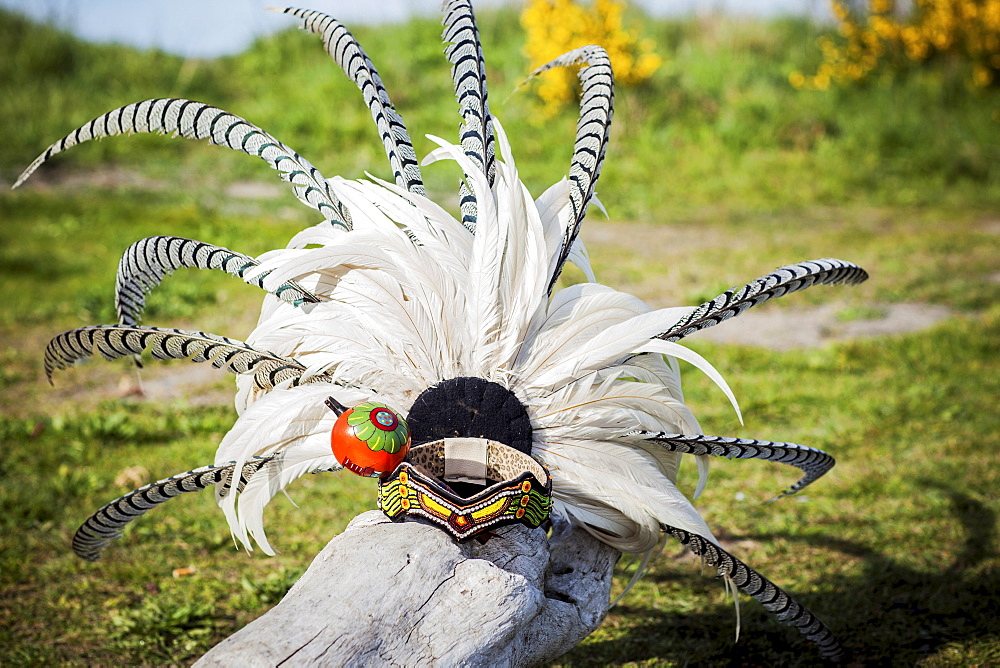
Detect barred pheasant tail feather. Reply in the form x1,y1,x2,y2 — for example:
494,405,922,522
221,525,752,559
444,0,496,185
632,433,835,500
662,524,844,661
443,0,496,229
72,456,277,562
12,98,351,227
23,3,871,661
657,258,869,342
44,325,323,391
525,45,614,291
279,7,424,195
116,235,321,327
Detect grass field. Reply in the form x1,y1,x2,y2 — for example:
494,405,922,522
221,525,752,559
1,5,998,666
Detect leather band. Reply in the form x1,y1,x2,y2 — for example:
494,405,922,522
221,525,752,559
377,438,552,541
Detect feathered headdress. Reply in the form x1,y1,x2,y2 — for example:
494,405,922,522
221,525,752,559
18,3,867,661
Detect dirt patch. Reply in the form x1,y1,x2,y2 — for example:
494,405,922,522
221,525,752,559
114,363,236,407
48,302,952,410
6,169,284,203
981,219,1000,235
691,302,952,350
585,219,955,350
3,166,167,192
225,180,284,200
2,216,958,413
0,305,260,418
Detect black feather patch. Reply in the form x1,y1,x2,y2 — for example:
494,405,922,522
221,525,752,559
407,377,533,455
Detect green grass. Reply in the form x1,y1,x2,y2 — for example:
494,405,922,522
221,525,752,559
1,6,998,666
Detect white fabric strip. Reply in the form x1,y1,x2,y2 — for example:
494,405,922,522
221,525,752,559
443,438,489,485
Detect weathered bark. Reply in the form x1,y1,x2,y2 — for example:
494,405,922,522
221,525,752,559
197,511,619,667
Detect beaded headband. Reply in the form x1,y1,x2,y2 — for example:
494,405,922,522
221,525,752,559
377,438,553,541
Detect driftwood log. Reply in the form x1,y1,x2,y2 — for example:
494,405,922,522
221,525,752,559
196,511,620,666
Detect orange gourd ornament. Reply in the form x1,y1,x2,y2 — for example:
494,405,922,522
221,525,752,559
331,402,410,478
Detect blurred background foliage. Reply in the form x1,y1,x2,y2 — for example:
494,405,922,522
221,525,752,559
521,0,662,116
792,0,1000,89
2,3,997,216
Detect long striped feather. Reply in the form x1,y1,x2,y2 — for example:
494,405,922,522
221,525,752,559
72,457,278,562
279,7,424,196
44,325,327,391
116,236,322,327
442,0,496,230
630,433,835,500
657,259,869,342
12,98,352,227
662,524,844,661
525,46,614,292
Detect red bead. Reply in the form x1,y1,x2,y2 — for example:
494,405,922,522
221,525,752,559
331,402,410,478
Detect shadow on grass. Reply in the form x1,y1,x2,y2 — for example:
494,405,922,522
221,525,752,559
562,486,999,666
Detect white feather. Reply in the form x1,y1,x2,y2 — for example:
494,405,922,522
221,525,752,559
633,339,743,425
515,284,650,379
536,437,717,553
215,384,362,547
210,131,737,560
566,237,597,282
528,306,696,389
534,178,572,267
236,449,341,555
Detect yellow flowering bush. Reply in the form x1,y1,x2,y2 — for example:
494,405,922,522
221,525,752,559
521,0,661,115
791,0,1000,89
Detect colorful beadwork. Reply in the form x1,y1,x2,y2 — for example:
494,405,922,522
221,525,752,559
378,439,553,541
331,402,410,478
